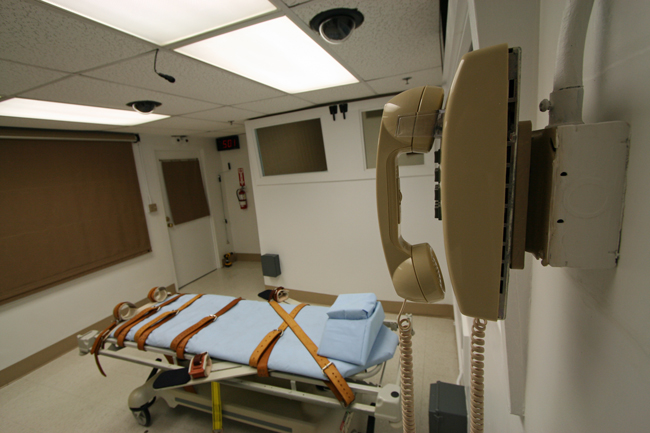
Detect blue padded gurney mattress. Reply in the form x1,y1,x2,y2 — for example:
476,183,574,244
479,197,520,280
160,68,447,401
111,294,398,381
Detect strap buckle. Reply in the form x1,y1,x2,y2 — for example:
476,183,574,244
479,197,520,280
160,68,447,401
275,328,285,338
210,314,219,322
321,361,333,372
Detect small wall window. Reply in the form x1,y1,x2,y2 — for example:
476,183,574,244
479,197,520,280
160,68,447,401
362,109,424,169
256,118,328,176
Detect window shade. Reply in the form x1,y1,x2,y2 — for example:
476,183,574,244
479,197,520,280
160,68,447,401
160,159,210,225
0,139,151,305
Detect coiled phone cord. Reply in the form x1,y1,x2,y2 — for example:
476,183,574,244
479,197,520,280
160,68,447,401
470,318,487,433
397,300,416,433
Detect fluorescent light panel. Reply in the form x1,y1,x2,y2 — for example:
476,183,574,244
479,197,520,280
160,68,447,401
0,98,168,126
40,0,277,45
176,17,358,94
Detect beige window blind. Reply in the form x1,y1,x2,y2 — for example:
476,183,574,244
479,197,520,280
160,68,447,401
0,137,151,305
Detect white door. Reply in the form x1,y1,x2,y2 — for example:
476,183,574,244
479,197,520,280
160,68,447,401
157,150,217,288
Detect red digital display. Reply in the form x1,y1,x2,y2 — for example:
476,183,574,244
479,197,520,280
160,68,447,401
216,135,240,151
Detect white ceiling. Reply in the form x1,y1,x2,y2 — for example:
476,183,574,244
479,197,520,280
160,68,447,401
0,0,443,137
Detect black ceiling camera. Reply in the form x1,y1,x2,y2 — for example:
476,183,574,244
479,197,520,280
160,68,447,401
310,8,364,44
127,100,162,114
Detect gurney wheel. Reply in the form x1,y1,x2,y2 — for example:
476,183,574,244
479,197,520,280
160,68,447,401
131,408,151,427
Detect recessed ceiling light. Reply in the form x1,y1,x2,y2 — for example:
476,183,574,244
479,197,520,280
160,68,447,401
175,17,359,94
0,98,168,126
40,0,277,45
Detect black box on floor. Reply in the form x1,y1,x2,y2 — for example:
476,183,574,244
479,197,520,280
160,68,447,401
429,381,467,433
261,254,281,277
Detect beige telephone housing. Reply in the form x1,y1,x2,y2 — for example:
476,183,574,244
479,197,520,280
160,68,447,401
377,44,522,320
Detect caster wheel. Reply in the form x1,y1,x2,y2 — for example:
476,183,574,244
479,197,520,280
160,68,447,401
131,407,151,426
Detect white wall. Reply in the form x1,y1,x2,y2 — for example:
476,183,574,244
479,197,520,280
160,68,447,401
217,133,261,255
246,97,452,303
0,134,227,372
523,1,650,431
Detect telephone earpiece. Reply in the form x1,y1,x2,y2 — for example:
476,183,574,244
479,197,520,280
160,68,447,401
376,86,446,303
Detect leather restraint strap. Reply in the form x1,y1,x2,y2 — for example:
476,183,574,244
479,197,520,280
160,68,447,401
91,322,116,377
170,297,243,359
113,294,182,346
134,294,204,350
249,303,307,377
267,300,355,407
91,301,136,377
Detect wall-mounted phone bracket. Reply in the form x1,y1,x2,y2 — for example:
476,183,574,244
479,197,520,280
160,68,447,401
526,122,630,268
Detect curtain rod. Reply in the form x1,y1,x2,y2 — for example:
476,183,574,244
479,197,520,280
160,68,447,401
0,127,139,142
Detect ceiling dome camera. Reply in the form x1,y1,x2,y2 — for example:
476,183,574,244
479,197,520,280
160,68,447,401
310,8,364,44
127,100,162,114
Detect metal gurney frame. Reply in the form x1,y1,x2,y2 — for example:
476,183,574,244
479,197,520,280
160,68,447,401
77,292,403,432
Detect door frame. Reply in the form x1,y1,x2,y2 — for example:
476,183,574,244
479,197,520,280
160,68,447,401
155,148,221,289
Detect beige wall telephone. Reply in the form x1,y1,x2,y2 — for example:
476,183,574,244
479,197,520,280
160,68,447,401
376,44,521,433
376,43,518,321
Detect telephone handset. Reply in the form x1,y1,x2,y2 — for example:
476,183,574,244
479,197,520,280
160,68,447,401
376,86,446,303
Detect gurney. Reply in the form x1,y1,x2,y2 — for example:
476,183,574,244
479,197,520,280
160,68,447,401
78,287,403,432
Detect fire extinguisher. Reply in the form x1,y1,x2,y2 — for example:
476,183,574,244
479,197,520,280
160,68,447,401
236,187,247,209
236,167,247,209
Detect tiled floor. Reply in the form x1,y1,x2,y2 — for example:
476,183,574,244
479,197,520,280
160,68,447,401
0,262,458,432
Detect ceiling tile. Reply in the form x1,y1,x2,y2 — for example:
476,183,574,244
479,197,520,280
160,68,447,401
142,116,231,131
21,76,220,116
2,0,443,135
366,68,443,95
193,125,247,138
85,50,286,106
110,125,204,136
295,82,376,104
234,95,313,114
290,0,442,81
183,106,264,123
0,0,153,72
0,60,68,96
281,0,312,6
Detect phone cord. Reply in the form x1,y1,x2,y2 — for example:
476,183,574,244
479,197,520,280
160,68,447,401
470,318,487,433
397,300,416,433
